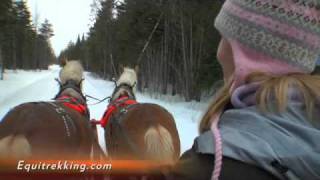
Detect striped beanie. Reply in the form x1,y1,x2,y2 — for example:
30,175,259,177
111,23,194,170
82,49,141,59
214,0,320,87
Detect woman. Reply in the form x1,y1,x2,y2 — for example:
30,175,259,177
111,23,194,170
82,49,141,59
166,0,320,180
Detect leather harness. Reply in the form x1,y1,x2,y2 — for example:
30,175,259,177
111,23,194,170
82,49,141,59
50,79,89,138
92,83,143,158
99,96,138,128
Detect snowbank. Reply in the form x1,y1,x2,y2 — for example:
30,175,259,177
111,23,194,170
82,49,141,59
0,69,207,153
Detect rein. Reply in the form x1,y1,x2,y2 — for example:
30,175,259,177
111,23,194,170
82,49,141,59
85,94,111,106
91,82,137,126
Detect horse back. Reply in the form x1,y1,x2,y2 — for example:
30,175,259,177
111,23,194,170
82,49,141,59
0,102,94,159
105,103,181,162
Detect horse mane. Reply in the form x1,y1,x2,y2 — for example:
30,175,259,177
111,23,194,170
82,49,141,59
112,67,137,100
59,60,84,85
117,68,137,88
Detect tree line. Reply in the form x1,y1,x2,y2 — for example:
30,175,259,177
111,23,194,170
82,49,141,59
0,0,55,75
59,0,223,101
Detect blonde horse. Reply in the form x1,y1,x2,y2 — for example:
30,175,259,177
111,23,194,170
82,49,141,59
0,60,103,160
102,67,180,164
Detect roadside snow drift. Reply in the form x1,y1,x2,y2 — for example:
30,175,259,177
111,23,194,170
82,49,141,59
0,67,206,154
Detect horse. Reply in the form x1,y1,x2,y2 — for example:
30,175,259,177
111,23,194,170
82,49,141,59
99,67,180,165
0,60,103,160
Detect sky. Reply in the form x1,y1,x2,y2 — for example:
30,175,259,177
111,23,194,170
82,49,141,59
26,0,93,56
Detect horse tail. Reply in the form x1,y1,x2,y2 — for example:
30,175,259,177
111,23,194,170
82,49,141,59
0,135,31,159
144,125,174,164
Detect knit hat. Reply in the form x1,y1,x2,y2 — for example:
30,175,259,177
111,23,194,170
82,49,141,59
214,0,320,88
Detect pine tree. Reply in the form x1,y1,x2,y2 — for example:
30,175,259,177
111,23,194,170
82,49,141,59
60,0,223,101
0,1,56,71
0,0,13,77
39,19,54,41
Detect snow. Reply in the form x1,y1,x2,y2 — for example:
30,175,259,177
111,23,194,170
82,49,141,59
0,66,206,154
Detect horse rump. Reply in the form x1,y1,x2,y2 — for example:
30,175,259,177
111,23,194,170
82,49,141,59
144,125,175,164
0,135,31,159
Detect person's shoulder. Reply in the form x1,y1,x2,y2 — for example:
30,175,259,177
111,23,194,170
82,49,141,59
221,101,311,123
165,132,279,180
222,105,266,120
165,144,215,180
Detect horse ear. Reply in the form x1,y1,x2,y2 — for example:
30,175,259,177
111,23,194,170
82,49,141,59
118,64,124,73
61,58,68,67
55,78,62,87
134,65,139,74
78,78,84,87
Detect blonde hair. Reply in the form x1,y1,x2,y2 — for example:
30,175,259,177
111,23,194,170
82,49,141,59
199,72,320,133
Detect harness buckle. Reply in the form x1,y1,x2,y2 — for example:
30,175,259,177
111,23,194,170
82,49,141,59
56,107,65,114
120,108,127,114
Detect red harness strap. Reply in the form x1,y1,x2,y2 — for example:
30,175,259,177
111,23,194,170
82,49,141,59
57,95,88,116
98,96,138,128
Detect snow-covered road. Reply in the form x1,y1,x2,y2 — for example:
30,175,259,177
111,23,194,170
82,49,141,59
0,66,205,153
